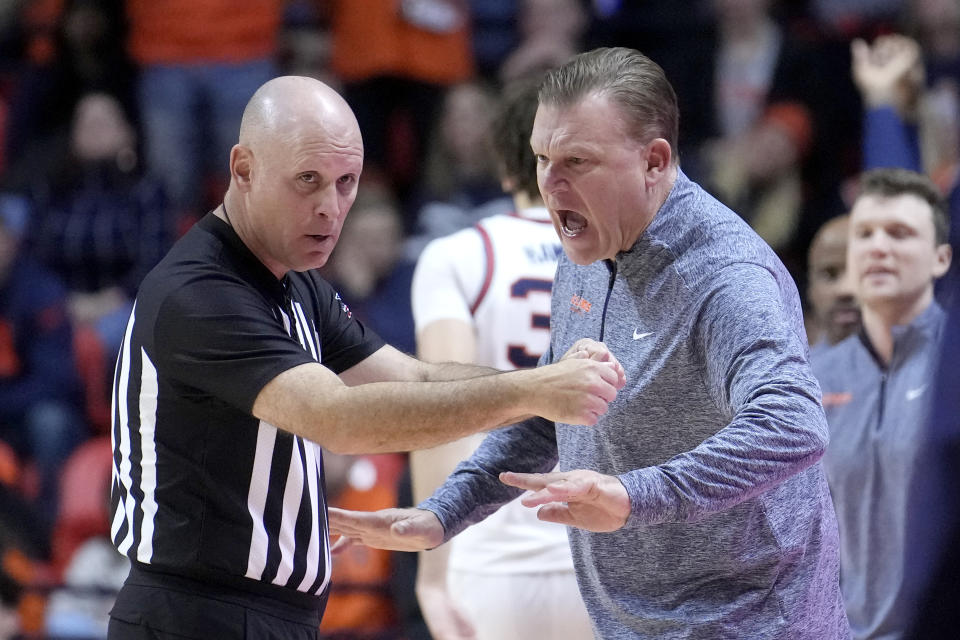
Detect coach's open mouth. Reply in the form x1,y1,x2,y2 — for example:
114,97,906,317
559,210,587,238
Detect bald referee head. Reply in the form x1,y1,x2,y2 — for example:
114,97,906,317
219,76,364,278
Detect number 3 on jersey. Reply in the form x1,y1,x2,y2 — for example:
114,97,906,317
507,278,553,368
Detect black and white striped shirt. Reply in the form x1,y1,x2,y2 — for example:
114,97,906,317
111,213,384,607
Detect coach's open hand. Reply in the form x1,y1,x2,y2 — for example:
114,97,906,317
500,469,631,532
329,507,444,553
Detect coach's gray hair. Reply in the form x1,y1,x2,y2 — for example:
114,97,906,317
539,47,679,157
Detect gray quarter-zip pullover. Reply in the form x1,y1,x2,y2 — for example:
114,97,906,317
813,303,945,640
422,170,849,639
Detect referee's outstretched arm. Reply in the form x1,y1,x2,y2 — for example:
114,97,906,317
251,342,623,455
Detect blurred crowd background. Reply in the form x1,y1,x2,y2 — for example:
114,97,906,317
0,0,957,638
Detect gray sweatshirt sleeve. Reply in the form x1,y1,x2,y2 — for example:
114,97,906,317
618,264,828,526
418,415,559,541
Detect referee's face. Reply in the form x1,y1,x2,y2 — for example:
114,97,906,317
246,118,364,278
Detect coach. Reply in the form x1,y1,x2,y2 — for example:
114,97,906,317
106,76,623,640
330,48,850,639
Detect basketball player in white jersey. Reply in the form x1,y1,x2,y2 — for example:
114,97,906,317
410,80,594,640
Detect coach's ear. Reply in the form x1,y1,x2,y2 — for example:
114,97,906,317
230,144,254,192
643,138,672,189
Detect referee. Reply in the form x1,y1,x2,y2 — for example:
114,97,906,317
107,76,624,640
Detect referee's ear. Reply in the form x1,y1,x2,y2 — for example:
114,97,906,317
231,144,254,191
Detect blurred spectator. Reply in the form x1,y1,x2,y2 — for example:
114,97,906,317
0,193,83,536
698,0,858,266
701,0,805,254
498,0,587,85
907,0,960,192
278,2,335,84
4,0,134,169
0,427,51,638
849,42,960,635
280,27,332,82
853,32,960,301
806,214,861,355
407,81,513,253
329,0,475,213
852,34,925,172
420,82,506,208
320,451,405,640
124,0,283,219
808,0,903,35
322,186,417,354
44,436,127,639
909,0,960,64
468,0,519,80
0,505,50,639
812,168,952,640
19,92,172,362
585,0,715,156
44,537,128,639
903,253,960,640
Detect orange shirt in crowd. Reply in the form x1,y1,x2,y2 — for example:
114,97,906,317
320,454,406,636
330,0,474,85
125,0,284,65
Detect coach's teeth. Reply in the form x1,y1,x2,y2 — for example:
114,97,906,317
562,212,586,237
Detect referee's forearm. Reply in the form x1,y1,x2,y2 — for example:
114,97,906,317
254,358,612,454
417,359,501,382
316,373,530,454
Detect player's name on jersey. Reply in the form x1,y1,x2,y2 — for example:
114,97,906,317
524,242,563,265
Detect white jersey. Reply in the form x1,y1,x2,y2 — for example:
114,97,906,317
412,207,573,574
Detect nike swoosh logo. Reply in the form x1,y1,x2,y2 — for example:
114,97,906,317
633,330,653,340
906,385,927,401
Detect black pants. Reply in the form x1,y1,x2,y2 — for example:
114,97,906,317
108,564,323,640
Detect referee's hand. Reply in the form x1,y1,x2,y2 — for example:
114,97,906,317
561,338,627,389
329,507,444,553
